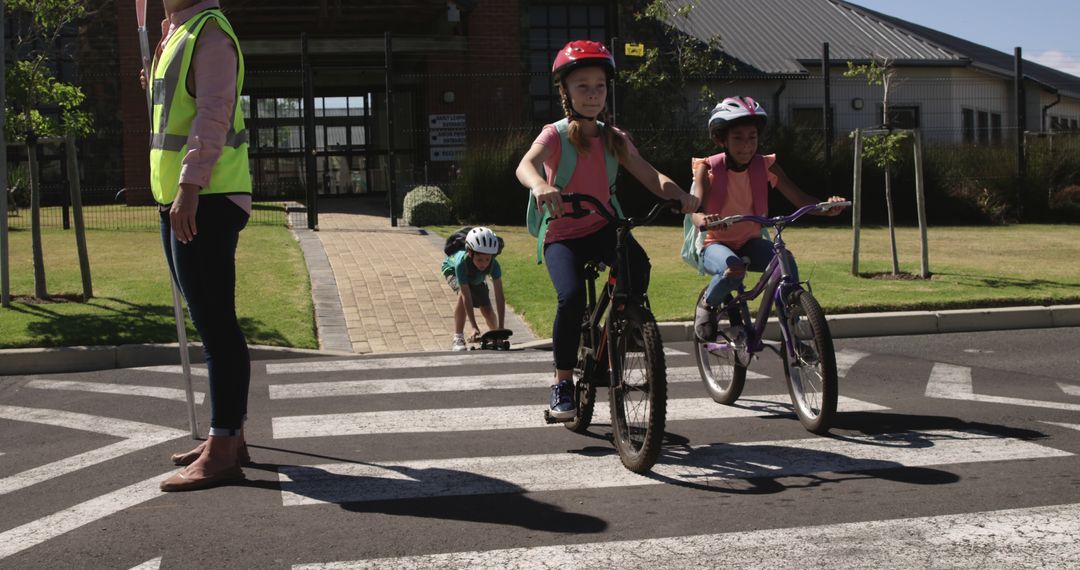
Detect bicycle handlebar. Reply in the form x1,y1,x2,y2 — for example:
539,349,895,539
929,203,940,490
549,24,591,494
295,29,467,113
558,193,683,229
698,201,851,232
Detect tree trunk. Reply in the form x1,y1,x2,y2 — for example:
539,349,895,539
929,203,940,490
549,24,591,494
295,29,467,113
884,164,900,275
27,139,49,299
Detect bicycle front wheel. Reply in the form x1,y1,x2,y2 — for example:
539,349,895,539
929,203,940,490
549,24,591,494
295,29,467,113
608,305,666,473
693,286,747,404
781,289,838,434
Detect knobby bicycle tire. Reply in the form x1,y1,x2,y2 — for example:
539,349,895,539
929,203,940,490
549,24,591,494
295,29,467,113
608,304,666,473
781,289,838,434
566,333,599,433
693,285,748,405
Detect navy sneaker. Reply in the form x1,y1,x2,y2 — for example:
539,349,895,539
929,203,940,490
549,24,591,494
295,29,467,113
548,379,576,420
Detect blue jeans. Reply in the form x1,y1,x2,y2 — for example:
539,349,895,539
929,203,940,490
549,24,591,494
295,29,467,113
702,238,797,307
160,195,250,435
544,223,651,371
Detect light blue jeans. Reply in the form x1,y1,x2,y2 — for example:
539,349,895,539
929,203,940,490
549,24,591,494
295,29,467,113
702,238,797,307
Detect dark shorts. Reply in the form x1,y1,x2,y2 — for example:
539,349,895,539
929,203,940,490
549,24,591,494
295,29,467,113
446,274,491,307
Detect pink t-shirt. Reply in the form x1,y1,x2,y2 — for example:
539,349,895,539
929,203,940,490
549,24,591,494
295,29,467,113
693,154,779,250
533,124,637,242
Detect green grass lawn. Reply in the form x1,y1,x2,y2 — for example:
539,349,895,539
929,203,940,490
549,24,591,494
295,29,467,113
0,225,315,349
432,224,1080,337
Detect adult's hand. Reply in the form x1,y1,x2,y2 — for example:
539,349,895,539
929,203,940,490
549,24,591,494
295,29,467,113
170,184,200,243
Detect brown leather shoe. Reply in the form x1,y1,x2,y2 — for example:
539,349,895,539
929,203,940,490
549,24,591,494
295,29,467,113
171,443,251,466
160,466,245,492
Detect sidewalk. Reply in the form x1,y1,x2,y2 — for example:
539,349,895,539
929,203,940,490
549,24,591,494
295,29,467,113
300,196,535,354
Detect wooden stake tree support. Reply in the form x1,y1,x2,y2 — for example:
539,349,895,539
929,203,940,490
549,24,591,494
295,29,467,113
850,127,930,278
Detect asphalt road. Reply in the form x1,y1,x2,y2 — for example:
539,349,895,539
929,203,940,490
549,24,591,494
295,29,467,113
2,327,1079,569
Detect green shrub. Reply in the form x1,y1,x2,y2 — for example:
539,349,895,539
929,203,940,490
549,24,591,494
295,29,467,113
402,185,454,227
452,130,532,224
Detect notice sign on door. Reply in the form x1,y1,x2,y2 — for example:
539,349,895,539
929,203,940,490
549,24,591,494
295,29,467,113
429,113,466,161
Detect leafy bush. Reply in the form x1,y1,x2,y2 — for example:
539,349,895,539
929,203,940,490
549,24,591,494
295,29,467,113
402,185,453,227
452,130,532,224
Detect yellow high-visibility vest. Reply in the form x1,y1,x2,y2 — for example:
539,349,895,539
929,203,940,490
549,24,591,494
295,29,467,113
149,9,251,205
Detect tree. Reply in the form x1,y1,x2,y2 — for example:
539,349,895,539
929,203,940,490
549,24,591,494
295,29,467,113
5,0,95,299
619,0,730,153
845,57,910,276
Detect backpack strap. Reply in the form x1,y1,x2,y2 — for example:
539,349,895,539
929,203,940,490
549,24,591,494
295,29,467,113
705,153,770,217
530,118,622,263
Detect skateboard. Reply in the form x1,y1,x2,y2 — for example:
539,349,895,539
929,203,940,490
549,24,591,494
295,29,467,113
474,328,513,351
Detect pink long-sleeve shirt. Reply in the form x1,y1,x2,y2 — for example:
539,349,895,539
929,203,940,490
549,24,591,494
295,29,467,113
158,0,251,214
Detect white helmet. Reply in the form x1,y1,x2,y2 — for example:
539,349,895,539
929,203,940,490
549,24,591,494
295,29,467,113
465,226,499,255
708,96,768,138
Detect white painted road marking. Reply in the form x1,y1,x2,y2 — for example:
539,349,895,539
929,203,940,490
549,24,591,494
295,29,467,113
269,366,768,400
1042,422,1080,432
0,406,186,496
291,502,1080,569
128,557,163,570
0,471,173,560
835,348,870,378
272,395,887,439
1058,382,1080,397
925,363,1080,411
130,365,209,377
277,429,1069,506
266,348,687,375
26,379,206,404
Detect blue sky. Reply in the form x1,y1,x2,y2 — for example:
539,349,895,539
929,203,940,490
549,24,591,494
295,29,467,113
847,0,1080,77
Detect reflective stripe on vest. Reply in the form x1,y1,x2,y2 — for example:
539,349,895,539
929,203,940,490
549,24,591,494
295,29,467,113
149,9,251,205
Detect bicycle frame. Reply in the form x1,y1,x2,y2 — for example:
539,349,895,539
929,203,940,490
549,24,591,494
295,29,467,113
701,201,849,362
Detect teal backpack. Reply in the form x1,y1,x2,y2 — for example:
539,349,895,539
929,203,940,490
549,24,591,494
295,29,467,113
526,118,625,264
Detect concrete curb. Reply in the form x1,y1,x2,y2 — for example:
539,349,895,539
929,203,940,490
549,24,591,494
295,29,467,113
3,304,1077,376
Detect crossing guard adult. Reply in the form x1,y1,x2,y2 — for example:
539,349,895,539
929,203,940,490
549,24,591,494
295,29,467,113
148,0,253,492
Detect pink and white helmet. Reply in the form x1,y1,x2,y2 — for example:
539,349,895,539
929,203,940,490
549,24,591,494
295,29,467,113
465,226,500,255
708,96,768,137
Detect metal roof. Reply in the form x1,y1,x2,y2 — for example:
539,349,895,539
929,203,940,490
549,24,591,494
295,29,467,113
662,0,963,75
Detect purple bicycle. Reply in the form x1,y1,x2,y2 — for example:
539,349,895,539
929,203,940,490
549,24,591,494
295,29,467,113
694,201,850,434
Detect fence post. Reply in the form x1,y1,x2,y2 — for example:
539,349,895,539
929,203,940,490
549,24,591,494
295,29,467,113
302,33,318,230
385,31,398,227
822,42,832,194
66,135,92,299
913,129,929,278
1,0,9,308
1014,47,1026,220
851,128,862,276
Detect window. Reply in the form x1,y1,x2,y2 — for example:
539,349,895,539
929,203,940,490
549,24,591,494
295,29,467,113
977,110,989,145
962,108,975,143
885,106,919,129
791,107,831,133
1072,119,1079,131
527,4,607,121
990,113,1002,145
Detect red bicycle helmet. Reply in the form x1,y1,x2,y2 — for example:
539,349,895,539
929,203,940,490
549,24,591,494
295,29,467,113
552,40,615,81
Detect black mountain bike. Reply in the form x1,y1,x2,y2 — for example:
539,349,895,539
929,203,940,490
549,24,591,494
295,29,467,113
542,193,680,473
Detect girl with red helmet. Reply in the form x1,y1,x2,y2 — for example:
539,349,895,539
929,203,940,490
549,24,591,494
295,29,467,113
515,40,698,420
690,96,846,340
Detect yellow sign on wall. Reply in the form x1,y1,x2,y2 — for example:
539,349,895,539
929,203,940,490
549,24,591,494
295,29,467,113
624,43,645,57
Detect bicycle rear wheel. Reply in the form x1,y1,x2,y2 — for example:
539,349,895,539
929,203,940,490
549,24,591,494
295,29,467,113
693,286,747,404
780,289,838,434
608,304,666,473
565,337,598,433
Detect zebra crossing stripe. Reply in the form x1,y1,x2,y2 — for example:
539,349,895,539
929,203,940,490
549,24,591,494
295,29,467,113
269,367,768,400
277,429,1069,506
926,363,1080,411
272,395,887,439
291,501,1080,569
127,557,162,570
1058,382,1080,397
266,348,687,375
0,406,185,496
0,471,173,560
130,365,208,377
26,379,206,404
1042,422,1080,432
835,348,869,378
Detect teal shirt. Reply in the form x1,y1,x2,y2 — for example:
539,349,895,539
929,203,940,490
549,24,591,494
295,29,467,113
441,250,501,285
